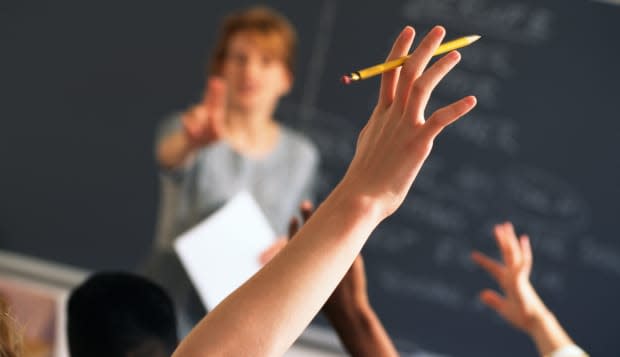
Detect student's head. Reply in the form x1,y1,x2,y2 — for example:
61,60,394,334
0,297,22,357
209,6,296,113
67,272,178,357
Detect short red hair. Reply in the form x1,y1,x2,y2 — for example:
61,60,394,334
208,6,297,77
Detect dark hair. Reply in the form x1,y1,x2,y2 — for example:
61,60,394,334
67,272,178,357
209,6,297,76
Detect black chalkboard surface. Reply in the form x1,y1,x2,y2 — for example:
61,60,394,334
1,0,619,356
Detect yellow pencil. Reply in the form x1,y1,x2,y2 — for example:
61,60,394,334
341,35,481,85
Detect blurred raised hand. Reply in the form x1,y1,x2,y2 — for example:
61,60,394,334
472,222,586,357
182,77,227,148
157,77,227,168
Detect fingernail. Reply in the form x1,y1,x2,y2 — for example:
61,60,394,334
448,51,461,60
402,26,414,37
464,96,477,105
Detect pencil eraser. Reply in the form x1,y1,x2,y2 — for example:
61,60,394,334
340,75,352,85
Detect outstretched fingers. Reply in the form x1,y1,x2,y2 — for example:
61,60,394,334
423,96,476,139
378,26,416,107
406,50,461,119
471,251,504,283
393,26,445,113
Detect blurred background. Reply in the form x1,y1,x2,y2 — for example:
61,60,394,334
1,0,619,356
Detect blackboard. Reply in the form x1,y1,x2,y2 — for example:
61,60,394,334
1,0,619,356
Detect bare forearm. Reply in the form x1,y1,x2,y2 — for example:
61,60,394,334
156,130,195,169
172,182,384,357
528,309,575,357
325,302,398,357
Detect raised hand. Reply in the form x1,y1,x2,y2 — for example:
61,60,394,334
182,77,227,148
172,26,476,357
471,222,547,332
342,26,477,220
472,222,581,357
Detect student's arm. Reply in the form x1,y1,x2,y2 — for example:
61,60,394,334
323,256,398,357
156,78,226,169
289,203,398,357
172,25,476,357
471,222,588,357
259,200,314,265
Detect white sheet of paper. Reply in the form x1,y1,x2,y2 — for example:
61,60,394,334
174,191,277,311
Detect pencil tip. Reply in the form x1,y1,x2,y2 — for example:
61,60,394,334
340,75,352,85
468,35,482,43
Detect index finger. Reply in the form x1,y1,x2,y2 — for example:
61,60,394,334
378,26,415,108
204,77,227,119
